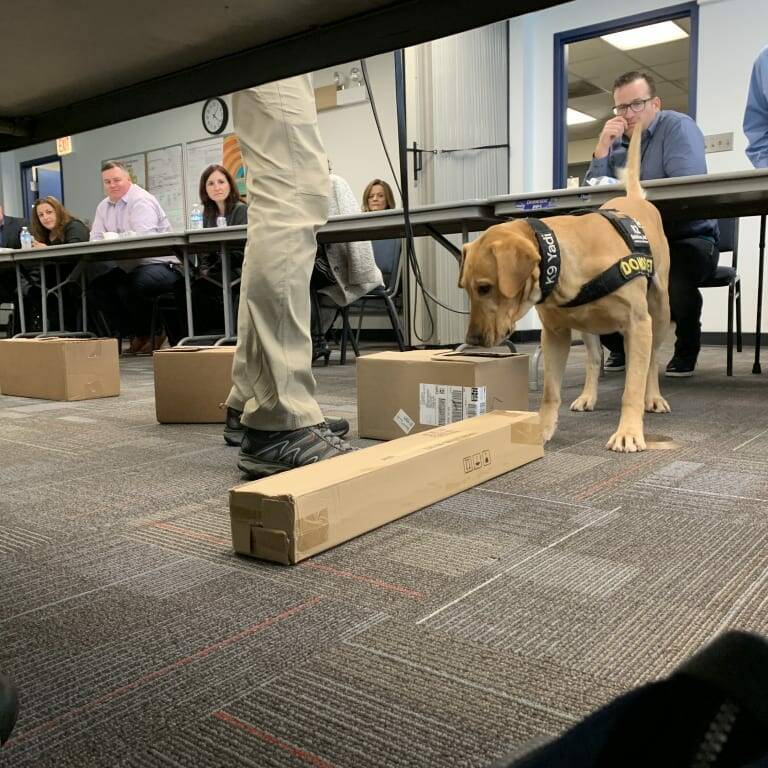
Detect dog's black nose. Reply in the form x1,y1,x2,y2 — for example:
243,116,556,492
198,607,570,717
465,331,482,346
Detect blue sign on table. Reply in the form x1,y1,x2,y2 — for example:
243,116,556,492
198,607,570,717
516,198,554,211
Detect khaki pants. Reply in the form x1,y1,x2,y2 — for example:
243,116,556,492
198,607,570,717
227,76,329,430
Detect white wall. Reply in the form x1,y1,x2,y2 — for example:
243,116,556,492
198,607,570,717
0,53,399,223
509,0,768,335
315,54,400,210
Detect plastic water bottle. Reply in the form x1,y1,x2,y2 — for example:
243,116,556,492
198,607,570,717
189,203,204,230
20,226,32,250
216,216,227,228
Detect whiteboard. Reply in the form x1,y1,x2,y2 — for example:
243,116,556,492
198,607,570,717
147,144,186,232
112,153,146,189
186,136,223,213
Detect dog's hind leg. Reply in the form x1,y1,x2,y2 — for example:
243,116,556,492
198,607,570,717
645,283,672,413
571,332,602,412
540,324,572,443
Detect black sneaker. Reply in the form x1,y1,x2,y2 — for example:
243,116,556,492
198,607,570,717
224,407,349,446
665,356,696,378
604,351,625,372
0,673,18,746
238,424,354,477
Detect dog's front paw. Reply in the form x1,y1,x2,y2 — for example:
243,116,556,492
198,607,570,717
539,409,558,443
606,426,646,453
645,396,671,413
570,394,596,412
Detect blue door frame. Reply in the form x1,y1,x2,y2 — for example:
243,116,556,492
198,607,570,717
553,2,699,188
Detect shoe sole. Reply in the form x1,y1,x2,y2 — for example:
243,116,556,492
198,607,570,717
665,370,694,378
604,366,625,372
237,457,293,478
225,422,349,446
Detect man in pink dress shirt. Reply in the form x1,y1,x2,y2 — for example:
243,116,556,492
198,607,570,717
88,161,181,352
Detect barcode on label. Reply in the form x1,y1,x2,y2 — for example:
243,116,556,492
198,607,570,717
451,388,463,423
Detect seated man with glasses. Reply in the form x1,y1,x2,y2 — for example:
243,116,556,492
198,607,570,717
586,70,719,377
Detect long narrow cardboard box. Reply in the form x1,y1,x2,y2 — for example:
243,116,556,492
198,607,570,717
230,410,542,565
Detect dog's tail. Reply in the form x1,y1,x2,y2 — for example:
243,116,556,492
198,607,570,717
618,123,645,200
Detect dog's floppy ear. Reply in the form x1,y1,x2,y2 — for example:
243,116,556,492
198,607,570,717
492,235,539,299
457,243,470,288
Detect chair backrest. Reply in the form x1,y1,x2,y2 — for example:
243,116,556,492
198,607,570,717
717,218,739,267
372,238,402,295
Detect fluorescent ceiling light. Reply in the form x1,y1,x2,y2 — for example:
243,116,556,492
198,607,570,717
567,108,596,126
601,21,688,51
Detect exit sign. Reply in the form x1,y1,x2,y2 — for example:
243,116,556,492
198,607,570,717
56,136,73,155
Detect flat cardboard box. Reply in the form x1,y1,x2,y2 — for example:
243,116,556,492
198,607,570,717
357,348,530,440
230,410,542,564
154,346,235,423
0,338,120,401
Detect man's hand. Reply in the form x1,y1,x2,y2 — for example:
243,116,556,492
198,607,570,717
594,116,628,158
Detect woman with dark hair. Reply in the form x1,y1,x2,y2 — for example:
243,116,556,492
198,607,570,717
199,164,247,227
28,196,90,330
184,165,248,336
30,196,89,246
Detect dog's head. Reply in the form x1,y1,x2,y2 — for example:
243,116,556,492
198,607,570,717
458,222,540,347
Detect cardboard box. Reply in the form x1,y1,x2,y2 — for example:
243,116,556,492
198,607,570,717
230,410,542,564
154,346,235,423
0,338,119,401
357,348,530,440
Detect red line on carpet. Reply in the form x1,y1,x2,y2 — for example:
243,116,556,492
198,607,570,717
302,562,424,598
214,710,336,768
572,454,661,502
4,597,322,749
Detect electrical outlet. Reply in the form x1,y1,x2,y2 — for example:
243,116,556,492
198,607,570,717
704,132,733,153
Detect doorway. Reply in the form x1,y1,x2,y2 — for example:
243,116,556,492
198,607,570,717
553,3,698,188
20,155,64,220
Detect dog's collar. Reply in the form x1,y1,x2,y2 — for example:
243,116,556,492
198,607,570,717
525,218,561,304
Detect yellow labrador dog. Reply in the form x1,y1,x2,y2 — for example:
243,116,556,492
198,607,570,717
459,127,670,452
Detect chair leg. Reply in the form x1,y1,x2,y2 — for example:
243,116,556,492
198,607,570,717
343,307,359,357
354,298,369,349
384,295,406,351
735,277,743,352
727,281,734,376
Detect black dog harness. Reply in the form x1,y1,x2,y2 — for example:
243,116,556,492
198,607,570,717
527,210,653,308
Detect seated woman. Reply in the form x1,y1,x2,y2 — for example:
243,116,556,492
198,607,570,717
28,196,90,330
310,172,383,359
361,178,401,287
30,197,89,246
183,164,247,336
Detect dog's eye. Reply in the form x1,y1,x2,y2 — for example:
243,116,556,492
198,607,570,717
477,285,492,296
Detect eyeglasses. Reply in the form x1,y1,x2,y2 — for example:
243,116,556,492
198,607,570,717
612,97,654,116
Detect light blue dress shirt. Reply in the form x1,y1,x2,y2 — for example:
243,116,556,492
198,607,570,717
744,45,768,169
586,110,718,242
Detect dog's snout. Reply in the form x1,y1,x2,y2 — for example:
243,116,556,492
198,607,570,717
465,331,482,346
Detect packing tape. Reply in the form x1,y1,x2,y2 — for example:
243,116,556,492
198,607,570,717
644,434,681,450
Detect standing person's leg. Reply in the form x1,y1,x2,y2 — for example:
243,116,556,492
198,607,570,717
666,237,719,377
226,76,351,475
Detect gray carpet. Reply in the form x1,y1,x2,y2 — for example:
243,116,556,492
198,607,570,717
1,342,768,767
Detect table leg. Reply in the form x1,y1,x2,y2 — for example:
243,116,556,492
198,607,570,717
55,263,65,330
221,244,234,337
40,262,48,332
754,214,765,374
14,264,26,334
182,247,194,337
80,269,88,333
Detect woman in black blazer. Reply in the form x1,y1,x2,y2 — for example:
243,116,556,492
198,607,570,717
27,196,90,330
30,196,89,246
188,164,247,336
